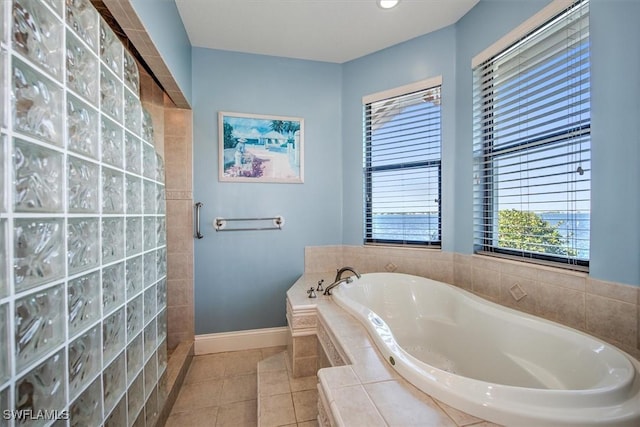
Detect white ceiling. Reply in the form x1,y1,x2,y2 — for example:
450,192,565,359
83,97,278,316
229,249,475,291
175,0,479,64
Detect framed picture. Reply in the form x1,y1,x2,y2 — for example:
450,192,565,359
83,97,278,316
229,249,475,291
218,111,304,183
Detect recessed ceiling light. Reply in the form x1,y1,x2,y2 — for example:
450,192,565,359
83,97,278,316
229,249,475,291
378,0,400,10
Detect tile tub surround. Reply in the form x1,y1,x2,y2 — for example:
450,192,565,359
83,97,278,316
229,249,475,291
304,246,640,362
286,274,498,426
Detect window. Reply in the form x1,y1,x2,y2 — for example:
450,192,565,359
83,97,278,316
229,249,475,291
473,0,590,267
364,78,442,246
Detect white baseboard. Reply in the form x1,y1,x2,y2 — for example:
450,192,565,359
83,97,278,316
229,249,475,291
194,326,289,355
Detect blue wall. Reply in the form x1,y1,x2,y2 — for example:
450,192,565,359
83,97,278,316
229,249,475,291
129,0,192,106
192,49,342,333
188,0,640,334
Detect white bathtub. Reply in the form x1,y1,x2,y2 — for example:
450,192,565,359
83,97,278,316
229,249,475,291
332,272,640,427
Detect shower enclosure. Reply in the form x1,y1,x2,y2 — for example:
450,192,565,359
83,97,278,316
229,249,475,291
1,0,168,425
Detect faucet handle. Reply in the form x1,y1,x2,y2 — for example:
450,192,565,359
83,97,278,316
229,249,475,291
316,279,324,292
307,287,317,298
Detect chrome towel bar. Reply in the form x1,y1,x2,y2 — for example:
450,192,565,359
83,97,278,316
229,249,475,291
214,216,284,232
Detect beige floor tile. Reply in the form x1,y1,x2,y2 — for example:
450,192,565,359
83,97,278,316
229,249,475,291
259,393,296,427
259,352,287,373
184,354,226,384
216,399,257,426
434,399,485,426
171,379,223,413
259,370,291,397
298,421,320,427
222,350,263,376
292,389,318,422
289,374,317,392
261,346,287,359
219,373,257,404
165,404,219,427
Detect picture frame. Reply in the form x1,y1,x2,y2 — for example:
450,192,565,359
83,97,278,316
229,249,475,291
218,111,304,183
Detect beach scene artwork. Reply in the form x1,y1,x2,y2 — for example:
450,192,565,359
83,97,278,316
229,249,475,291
218,111,304,183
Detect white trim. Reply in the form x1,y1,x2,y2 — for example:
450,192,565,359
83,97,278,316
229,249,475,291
362,75,442,104
472,0,575,68
194,326,289,355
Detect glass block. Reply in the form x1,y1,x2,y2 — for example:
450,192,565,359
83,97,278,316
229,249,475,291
13,138,63,212
102,167,124,213
157,339,167,374
146,386,158,426
125,174,141,214
103,351,125,415
43,0,62,15
70,376,102,427
125,131,141,175
102,261,125,315
0,221,6,299
157,308,166,342
0,386,8,423
156,217,166,247
67,94,98,158
66,0,98,52
143,179,155,214
103,307,125,364
104,395,126,427
68,156,98,212
100,17,121,77
12,57,63,145
101,116,123,168
157,247,167,279
156,184,165,215
14,218,64,291
126,294,143,342
126,255,142,300
143,251,155,287
15,350,66,422
0,304,8,383
143,318,156,359
67,271,100,337
144,353,157,398
142,108,153,144
128,371,144,422
12,0,63,80
102,217,124,263
125,217,142,256
155,152,165,183
142,143,156,180
156,278,166,311
68,325,100,398
124,91,141,135
144,285,155,323
126,332,143,384
66,30,98,106
143,216,155,251
123,49,139,94
15,284,64,370
100,66,121,122
0,53,5,129
67,217,99,274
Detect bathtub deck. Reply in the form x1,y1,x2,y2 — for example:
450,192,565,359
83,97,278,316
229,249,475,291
287,273,502,427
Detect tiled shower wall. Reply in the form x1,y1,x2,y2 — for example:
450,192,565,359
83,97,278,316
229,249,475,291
0,0,168,426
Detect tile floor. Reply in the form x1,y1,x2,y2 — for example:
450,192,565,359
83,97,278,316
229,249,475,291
165,346,319,427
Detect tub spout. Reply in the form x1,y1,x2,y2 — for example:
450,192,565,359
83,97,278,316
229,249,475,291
324,266,361,295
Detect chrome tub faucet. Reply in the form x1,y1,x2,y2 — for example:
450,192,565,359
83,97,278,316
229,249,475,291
324,266,361,295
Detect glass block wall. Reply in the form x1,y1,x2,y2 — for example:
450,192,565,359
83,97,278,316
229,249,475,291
0,0,168,426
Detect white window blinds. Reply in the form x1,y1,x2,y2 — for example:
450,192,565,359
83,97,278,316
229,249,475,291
364,83,442,245
472,0,590,267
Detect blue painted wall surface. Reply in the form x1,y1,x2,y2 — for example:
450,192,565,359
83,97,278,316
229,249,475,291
192,49,342,333
588,0,640,285
188,0,639,334
129,0,192,105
